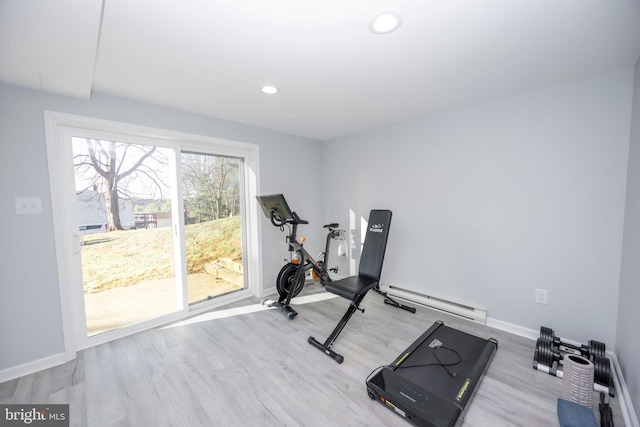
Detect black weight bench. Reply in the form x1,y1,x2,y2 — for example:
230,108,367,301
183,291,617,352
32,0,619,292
308,209,415,363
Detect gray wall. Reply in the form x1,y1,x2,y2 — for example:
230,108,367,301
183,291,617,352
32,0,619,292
322,68,634,346
0,83,323,371
1,65,638,417
618,59,640,418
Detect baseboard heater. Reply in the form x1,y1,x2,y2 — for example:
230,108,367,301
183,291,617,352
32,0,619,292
385,285,487,325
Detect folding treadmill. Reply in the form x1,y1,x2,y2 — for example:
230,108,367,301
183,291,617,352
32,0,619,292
367,320,498,427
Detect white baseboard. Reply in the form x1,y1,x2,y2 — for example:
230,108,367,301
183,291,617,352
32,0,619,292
609,352,640,427
261,285,277,298
0,352,68,384
486,317,539,341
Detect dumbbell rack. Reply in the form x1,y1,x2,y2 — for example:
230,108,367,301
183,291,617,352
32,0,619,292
532,326,615,397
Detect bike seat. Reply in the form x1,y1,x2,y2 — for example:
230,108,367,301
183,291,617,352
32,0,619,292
324,223,339,229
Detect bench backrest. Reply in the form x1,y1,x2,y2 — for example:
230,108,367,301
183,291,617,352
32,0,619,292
358,210,392,281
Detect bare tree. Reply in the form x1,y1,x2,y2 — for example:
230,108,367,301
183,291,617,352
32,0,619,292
212,157,238,219
74,139,169,231
219,157,240,216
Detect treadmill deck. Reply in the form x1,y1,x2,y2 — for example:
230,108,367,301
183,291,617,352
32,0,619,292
366,321,498,427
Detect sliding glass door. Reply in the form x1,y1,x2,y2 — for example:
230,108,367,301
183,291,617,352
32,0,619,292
46,112,261,355
181,151,245,305
47,119,255,348
72,137,182,336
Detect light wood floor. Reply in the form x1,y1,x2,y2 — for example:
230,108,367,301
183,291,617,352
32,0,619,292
0,285,625,426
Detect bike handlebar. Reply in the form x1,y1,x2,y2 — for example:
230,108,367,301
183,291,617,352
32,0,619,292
269,209,308,227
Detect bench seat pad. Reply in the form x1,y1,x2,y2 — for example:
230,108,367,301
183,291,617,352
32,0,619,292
325,276,378,301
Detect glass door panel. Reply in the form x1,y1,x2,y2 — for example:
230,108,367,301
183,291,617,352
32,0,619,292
181,151,245,304
72,137,178,336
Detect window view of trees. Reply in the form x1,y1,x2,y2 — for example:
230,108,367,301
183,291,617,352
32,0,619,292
73,139,241,229
182,152,240,223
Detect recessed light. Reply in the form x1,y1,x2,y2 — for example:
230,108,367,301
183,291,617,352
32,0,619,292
261,85,279,95
369,10,403,35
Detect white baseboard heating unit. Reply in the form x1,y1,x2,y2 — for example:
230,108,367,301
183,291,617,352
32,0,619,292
384,285,488,324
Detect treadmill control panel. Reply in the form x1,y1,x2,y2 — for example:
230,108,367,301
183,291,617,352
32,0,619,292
399,381,427,406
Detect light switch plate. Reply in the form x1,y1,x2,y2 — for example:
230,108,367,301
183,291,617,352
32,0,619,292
15,197,42,215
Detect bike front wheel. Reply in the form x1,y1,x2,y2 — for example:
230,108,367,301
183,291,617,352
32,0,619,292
276,263,305,299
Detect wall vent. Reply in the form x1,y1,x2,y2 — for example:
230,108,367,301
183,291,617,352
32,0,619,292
385,285,487,324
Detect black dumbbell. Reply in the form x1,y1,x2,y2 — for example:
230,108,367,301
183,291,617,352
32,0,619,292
592,355,613,390
534,338,579,368
534,338,558,367
534,338,607,371
533,339,615,397
539,326,606,359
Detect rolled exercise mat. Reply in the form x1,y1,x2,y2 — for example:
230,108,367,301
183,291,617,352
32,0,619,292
562,354,594,407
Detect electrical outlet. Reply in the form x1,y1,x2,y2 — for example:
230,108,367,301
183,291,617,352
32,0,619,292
535,288,548,305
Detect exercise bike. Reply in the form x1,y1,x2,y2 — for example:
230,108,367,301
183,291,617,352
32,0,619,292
257,194,344,319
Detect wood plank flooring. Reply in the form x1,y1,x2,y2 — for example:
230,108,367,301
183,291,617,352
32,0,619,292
0,286,625,426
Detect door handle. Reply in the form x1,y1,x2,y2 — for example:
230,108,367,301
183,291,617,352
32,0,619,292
72,232,84,254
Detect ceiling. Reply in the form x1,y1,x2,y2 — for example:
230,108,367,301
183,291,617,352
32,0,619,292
2,0,640,141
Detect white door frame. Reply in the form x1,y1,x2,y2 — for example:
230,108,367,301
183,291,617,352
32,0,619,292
44,111,263,358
